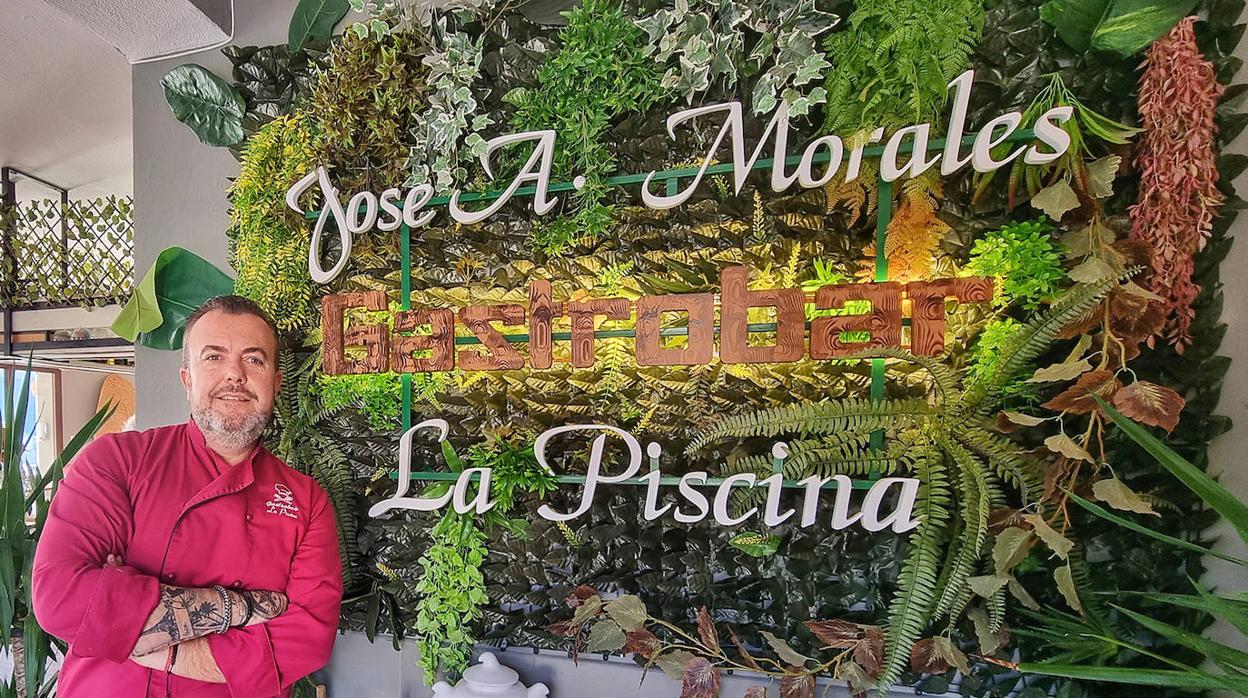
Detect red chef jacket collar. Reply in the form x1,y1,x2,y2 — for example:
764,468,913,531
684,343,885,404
184,417,260,511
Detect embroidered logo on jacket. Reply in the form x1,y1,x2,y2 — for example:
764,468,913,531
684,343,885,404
265,483,300,519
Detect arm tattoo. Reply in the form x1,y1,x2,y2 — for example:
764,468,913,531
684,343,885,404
132,586,230,657
242,590,286,620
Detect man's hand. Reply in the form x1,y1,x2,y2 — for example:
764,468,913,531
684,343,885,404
130,638,226,683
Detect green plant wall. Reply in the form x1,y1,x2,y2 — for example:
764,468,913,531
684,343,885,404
196,0,1247,694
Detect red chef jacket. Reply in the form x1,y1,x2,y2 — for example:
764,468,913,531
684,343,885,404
32,419,343,698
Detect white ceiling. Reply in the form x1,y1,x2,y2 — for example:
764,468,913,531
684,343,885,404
0,0,133,200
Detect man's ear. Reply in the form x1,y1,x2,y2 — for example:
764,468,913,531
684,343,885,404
273,369,283,396
179,365,192,395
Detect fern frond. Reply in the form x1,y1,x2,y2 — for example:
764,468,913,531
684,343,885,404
988,586,1006,632
686,398,931,454
931,435,989,622
878,437,952,690
839,347,961,402
956,426,1045,504
962,276,1121,413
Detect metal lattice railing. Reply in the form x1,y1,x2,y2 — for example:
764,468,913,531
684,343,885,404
1,196,134,307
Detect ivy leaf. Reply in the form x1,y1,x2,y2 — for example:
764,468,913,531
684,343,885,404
1087,155,1121,198
1113,380,1185,433
160,65,246,147
803,619,864,649
289,0,350,51
1027,358,1092,383
762,631,811,667
780,672,815,698
656,650,696,681
1055,564,1083,613
696,607,720,652
680,657,721,698
1068,257,1118,284
968,574,1011,598
993,527,1033,575
625,628,662,659
1045,433,1095,463
1032,180,1080,221
1092,478,1159,516
1024,514,1074,559
587,620,627,653
1007,577,1042,610
606,595,648,631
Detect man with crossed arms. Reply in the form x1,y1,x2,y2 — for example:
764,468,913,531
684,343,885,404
33,296,342,697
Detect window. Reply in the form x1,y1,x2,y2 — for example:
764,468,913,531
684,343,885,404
1,367,62,480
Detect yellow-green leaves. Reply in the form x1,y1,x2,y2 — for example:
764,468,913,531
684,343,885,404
1093,478,1159,515
1025,514,1074,559
994,527,1034,575
1032,180,1080,221
1045,433,1095,462
1055,564,1083,612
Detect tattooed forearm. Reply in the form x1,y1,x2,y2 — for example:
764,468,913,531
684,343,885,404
242,590,287,620
131,585,288,657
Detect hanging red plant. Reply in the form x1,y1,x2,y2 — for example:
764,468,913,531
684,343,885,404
1129,17,1225,349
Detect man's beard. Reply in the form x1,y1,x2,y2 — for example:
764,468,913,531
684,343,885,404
192,402,271,453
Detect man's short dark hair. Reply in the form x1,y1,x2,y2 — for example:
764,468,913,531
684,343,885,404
181,295,281,366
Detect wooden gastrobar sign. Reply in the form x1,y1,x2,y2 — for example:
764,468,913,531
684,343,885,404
321,268,993,375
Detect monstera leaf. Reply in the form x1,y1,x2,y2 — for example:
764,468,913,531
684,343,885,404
160,64,247,146
112,247,235,351
1041,0,1198,55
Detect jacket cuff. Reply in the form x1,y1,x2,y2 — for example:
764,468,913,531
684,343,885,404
72,565,160,662
209,624,281,697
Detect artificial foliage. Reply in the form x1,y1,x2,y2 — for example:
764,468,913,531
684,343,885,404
858,173,948,283
967,219,1067,310
409,19,493,193
229,113,324,331
635,0,840,116
308,30,430,192
690,277,1118,690
505,0,667,251
821,0,984,134
413,440,556,682
222,42,329,159
193,0,1248,695
1129,17,1225,348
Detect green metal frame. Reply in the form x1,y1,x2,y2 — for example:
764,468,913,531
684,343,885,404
313,129,1037,488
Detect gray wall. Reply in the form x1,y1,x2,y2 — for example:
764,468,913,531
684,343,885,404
131,0,1248,693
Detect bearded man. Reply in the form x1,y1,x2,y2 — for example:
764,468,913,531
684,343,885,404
33,295,343,697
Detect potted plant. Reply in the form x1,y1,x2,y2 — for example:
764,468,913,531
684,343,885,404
0,361,113,697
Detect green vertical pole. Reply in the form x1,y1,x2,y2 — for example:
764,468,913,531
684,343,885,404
401,222,412,432
870,177,893,455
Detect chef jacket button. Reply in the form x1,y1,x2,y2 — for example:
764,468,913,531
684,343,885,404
231,580,243,589
166,573,177,582
245,513,253,522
